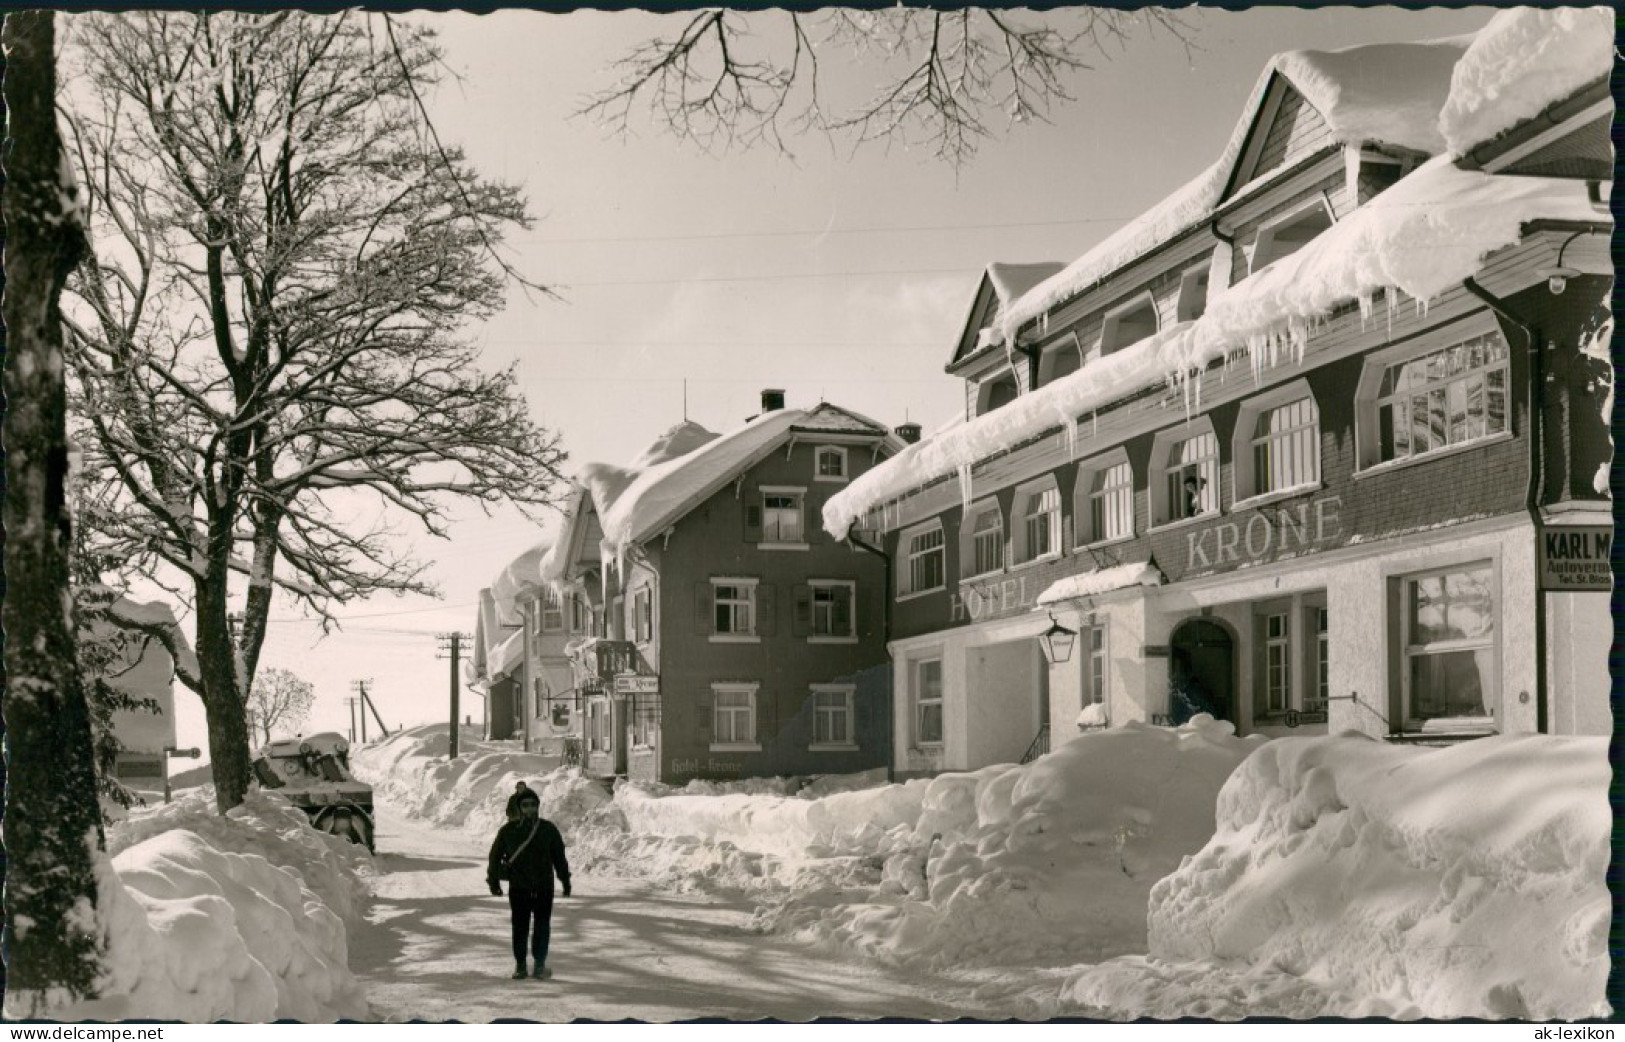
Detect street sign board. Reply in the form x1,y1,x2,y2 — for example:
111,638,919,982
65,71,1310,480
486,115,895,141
1539,526,1613,591
614,675,660,695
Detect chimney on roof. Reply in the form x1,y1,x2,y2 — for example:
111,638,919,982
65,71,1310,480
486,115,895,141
760,389,785,413
894,422,922,444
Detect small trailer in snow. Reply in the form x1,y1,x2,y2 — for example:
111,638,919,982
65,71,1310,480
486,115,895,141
252,732,376,852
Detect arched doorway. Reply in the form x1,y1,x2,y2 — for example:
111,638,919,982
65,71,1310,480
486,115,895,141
1169,618,1235,725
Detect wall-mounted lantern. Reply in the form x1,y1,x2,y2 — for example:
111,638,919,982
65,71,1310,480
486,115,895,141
1039,613,1078,665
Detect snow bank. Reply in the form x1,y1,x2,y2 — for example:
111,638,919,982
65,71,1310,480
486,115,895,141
762,719,1262,967
29,791,371,1023
1060,734,1610,1020
353,723,611,839
108,788,372,924
1440,7,1614,157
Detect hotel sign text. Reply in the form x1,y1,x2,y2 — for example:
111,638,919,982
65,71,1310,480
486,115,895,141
950,575,1036,623
1180,495,1344,575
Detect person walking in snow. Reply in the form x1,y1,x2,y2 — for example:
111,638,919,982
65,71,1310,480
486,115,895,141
504,780,532,822
488,790,571,980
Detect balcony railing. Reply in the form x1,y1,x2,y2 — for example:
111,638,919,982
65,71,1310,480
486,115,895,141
568,639,650,692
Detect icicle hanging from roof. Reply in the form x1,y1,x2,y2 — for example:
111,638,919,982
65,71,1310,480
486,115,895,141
1063,415,1080,461
956,463,974,516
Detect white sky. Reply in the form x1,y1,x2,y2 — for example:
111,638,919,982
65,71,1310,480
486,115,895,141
172,5,1495,755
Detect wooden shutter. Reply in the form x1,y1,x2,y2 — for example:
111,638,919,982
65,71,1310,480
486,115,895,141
791,585,811,637
694,582,713,635
757,584,776,637
743,497,763,542
756,687,775,745
833,585,853,637
696,688,713,745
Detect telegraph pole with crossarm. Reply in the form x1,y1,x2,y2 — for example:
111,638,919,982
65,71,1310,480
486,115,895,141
436,633,473,760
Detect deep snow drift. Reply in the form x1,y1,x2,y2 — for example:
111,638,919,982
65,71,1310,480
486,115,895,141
361,720,1609,1020
1060,734,1610,1020
21,790,373,1022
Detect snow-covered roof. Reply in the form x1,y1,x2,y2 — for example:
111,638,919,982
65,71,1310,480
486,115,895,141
488,630,525,682
1439,7,1614,158
492,541,549,603
630,420,719,469
996,33,1474,347
1036,562,1165,606
585,403,893,555
824,157,1596,540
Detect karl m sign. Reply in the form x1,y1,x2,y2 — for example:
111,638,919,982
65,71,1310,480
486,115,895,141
1539,526,1612,591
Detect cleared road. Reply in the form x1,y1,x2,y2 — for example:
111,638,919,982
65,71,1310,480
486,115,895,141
349,813,1001,1023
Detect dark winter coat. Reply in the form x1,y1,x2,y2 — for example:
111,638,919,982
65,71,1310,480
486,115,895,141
487,816,570,892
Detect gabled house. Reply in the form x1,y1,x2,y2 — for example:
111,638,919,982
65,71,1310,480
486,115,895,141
547,392,909,784
468,541,578,761
823,10,1613,778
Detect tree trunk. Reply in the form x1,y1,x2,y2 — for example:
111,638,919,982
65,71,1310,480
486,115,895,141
1,9,106,1005
196,561,253,812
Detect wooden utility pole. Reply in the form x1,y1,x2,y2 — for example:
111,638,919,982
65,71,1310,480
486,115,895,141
345,697,358,743
350,680,369,742
436,633,472,759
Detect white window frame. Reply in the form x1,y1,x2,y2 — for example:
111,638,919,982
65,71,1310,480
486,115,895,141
960,499,1006,580
1013,476,1063,565
1250,197,1336,274
1355,318,1512,474
814,446,849,483
631,700,658,749
539,586,565,634
588,697,613,753
710,682,761,751
1075,450,1134,547
914,658,944,747
1251,591,1327,723
1098,291,1160,356
809,684,858,750
1036,332,1084,389
808,579,858,644
1398,561,1498,732
1084,621,1108,710
1232,379,1321,507
710,577,760,643
899,520,947,599
1150,419,1220,527
759,485,808,547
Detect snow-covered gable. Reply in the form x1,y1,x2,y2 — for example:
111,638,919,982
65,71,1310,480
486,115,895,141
951,264,1067,370
1440,7,1614,158
585,404,891,557
999,34,1473,347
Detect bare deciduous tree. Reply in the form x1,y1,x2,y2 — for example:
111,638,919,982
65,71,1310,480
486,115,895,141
61,11,567,812
3,8,106,1010
247,667,316,745
579,7,1193,166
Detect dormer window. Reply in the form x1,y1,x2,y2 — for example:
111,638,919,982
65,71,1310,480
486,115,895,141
1036,333,1084,389
1099,292,1159,356
1251,198,1335,273
815,446,849,483
976,372,1019,417
1176,264,1210,322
